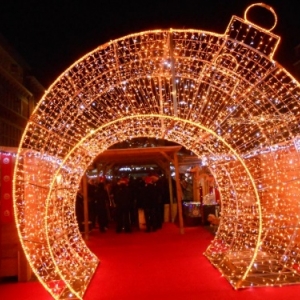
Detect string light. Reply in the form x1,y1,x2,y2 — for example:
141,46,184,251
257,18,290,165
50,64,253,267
12,3,300,298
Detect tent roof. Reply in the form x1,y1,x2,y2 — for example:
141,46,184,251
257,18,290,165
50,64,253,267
93,145,183,166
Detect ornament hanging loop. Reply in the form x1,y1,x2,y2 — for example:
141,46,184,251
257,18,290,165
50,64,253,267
244,3,277,32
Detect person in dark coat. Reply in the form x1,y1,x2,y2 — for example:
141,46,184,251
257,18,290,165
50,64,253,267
94,180,109,232
112,177,133,233
128,176,139,228
142,175,159,232
87,179,97,228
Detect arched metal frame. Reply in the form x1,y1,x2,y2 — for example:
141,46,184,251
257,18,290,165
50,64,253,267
13,3,300,299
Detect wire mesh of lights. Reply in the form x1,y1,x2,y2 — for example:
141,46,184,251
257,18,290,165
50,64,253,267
13,3,300,298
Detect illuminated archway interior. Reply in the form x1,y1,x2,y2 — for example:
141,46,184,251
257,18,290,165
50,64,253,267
14,3,300,299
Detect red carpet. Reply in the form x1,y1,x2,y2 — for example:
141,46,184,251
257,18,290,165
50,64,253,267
1,223,300,299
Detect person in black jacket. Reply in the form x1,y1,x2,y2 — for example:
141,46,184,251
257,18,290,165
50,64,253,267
112,177,133,233
142,175,159,232
94,179,109,232
87,179,97,229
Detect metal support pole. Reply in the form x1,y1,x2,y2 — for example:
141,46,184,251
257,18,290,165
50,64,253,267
166,168,174,222
174,153,184,234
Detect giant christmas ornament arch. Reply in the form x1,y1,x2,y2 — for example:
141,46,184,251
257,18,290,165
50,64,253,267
13,3,300,299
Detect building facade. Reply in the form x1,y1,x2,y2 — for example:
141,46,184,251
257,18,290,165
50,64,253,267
0,34,44,147
293,44,300,81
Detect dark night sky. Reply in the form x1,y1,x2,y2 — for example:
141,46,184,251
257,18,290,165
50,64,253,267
1,0,300,87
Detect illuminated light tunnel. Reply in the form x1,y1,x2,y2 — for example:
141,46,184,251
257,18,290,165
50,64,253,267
13,3,300,299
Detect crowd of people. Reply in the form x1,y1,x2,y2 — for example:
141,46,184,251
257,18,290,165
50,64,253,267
76,174,174,233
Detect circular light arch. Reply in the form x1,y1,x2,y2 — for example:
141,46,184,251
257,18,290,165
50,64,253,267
14,3,300,299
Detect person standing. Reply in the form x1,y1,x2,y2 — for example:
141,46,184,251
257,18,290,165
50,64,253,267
142,175,158,232
112,177,133,233
87,179,97,229
94,179,109,232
